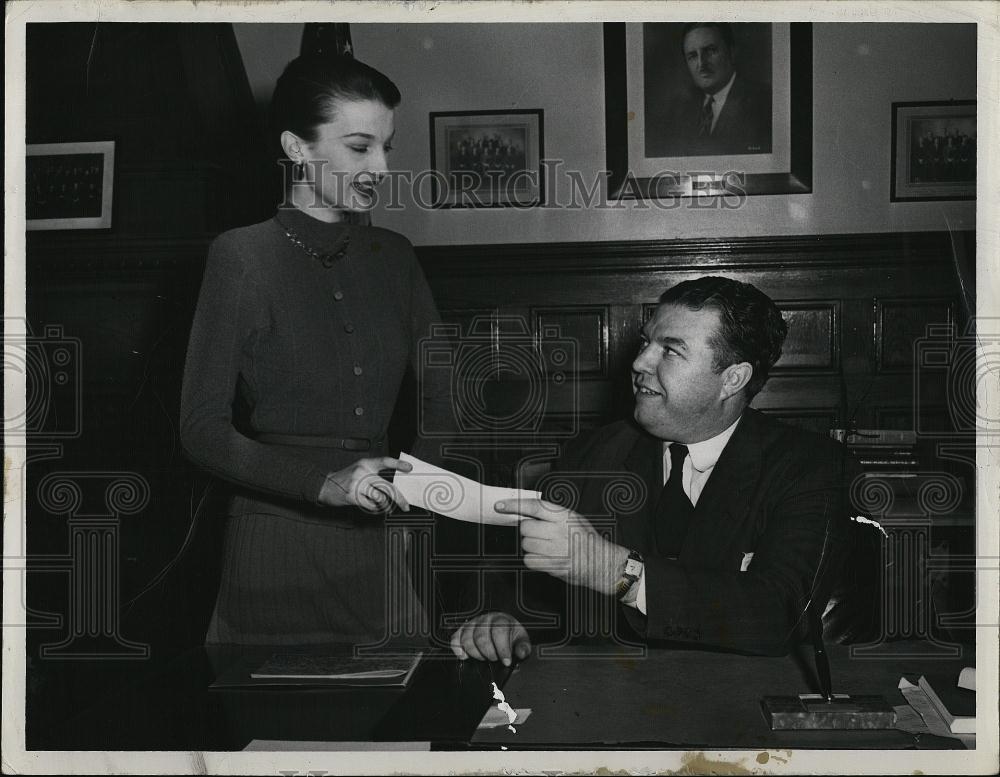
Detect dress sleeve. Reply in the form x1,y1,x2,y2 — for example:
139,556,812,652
404,243,457,466
179,235,330,503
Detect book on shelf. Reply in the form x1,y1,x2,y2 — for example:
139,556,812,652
918,671,975,734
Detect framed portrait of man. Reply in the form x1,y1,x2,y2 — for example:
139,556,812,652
644,23,774,158
604,22,812,199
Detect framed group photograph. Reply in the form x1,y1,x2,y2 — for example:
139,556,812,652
26,141,115,230
891,100,976,201
429,110,543,208
604,22,812,198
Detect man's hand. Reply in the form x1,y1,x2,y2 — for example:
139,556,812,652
495,498,628,595
450,612,531,667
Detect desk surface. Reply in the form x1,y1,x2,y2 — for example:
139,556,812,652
473,640,973,749
43,640,970,751
47,645,509,751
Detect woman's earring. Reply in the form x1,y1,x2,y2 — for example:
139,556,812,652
293,160,305,182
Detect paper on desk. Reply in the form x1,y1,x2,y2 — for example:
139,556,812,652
477,707,532,729
395,453,541,526
898,677,954,738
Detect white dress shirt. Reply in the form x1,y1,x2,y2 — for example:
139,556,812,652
704,71,737,134
622,415,743,615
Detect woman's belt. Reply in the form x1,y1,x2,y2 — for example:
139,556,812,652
256,432,386,451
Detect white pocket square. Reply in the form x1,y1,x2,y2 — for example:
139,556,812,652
740,551,755,572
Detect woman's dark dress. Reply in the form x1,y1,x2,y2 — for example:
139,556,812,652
180,207,451,645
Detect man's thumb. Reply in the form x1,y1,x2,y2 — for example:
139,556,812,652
513,636,532,661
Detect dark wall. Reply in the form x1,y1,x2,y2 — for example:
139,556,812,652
24,22,273,735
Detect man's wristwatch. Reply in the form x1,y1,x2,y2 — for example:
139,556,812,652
615,549,644,600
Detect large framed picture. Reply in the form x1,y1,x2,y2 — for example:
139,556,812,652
26,141,115,230
429,110,543,208
891,101,976,201
604,22,812,198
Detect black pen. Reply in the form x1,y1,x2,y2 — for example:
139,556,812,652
809,608,833,702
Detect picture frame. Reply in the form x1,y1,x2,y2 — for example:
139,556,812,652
429,110,543,208
890,100,976,202
603,22,812,199
26,141,115,230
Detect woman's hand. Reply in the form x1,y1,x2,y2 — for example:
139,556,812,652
318,456,413,513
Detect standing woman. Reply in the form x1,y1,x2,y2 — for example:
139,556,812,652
180,55,451,645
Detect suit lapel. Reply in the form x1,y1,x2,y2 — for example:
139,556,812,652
680,410,765,562
711,74,745,140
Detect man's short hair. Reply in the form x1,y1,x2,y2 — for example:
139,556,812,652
658,276,787,399
681,22,736,54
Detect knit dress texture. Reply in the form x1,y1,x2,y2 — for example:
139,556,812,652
180,206,452,645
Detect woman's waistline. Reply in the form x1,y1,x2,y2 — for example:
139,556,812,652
256,432,387,452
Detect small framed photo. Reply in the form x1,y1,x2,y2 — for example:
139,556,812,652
429,110,543,208
891,101,975,202
26,141,115,230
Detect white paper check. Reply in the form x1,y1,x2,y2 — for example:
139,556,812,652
395,453,541,526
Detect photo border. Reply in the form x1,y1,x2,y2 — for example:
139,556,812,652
25,140,115,230
890,100,976,202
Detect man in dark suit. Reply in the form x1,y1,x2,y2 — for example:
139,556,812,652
451,277,859,664
648,23,772,157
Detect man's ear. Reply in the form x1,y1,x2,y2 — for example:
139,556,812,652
279,130,305,162
720,361,752,400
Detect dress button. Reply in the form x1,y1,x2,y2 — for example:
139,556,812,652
344,323,355,333
333,291,344,301
353,365,363,376
354,406,364,416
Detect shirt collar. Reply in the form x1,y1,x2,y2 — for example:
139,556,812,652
705,71,737,108
680,414,742,473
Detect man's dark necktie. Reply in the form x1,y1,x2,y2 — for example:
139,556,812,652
654,443,694,558
698,96,715,137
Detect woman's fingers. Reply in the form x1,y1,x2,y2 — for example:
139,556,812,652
357,474,410,512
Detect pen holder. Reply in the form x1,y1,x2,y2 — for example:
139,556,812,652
761,694,897,730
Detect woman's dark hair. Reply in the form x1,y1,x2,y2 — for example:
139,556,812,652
658,276,787,399
269,55,401,147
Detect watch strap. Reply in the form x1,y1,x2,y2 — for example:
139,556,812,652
615,549,644,600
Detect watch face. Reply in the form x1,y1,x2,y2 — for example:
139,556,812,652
624,558,643,577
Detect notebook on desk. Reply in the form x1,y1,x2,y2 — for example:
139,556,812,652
210,649,423,689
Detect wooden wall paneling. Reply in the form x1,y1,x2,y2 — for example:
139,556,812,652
418,231,967,449
531,306,609,377
876,298,956,372
772,301,839,373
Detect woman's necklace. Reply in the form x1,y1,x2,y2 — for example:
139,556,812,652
277,218,351,269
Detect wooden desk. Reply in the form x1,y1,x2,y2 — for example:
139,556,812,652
46,645,509,750
42,640,969,751
472,640,972,749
